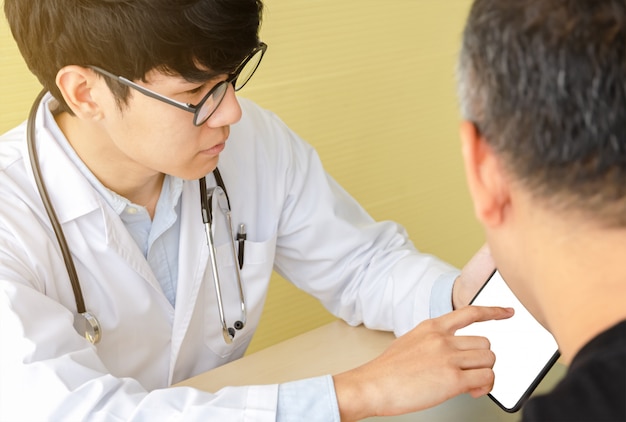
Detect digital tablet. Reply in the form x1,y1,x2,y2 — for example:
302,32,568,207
455,270,560,412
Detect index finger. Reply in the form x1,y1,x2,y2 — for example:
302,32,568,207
442,305,514,332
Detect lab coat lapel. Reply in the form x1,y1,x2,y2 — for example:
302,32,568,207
100,208,172,299
167,179,208,381
24,99,171,300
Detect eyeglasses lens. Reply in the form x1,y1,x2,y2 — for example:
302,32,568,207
195,83,228,125
194,47,265,126
234,48,264,91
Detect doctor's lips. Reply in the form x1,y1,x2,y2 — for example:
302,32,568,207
202,142,226,155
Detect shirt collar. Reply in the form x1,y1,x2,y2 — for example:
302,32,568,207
45,100,184,216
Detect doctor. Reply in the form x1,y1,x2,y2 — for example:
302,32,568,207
1,1,510,420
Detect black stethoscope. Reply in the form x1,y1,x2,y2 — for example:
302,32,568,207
27,90,246,345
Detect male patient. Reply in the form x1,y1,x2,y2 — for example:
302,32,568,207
457,0,626,420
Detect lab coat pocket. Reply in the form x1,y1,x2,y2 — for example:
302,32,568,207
204,236,276,359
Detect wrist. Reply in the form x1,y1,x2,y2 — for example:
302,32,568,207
333,369,378,421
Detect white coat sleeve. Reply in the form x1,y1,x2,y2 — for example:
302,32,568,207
269,117,459,336
0,263,279,421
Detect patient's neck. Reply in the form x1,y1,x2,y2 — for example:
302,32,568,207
529,219,626,365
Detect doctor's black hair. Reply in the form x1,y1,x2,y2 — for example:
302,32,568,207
457,0,626,227
4,0,263,114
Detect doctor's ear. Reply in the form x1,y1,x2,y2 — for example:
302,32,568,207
55,66,105,120
460,120,510,227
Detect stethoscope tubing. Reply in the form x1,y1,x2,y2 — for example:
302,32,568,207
199,177,247,343
28,89,102,343
26,90,244,345
28,89,87,314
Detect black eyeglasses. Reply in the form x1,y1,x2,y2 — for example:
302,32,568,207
88,42,267,126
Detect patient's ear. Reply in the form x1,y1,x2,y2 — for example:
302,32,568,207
55,66,103,120
460,121,510,227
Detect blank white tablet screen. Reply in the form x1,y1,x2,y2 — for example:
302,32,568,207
455,270,560,412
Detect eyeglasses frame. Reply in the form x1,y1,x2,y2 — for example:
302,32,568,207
87,42,267,126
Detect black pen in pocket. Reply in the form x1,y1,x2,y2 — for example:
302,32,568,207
236,223,246,269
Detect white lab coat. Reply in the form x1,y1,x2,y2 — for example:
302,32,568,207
0,95,457,421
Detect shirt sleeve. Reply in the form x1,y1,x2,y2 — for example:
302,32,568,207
429,271,458,318
277,376,340,422
268,123,460,335
222,101,461,337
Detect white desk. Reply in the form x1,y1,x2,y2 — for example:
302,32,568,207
177,320,566,421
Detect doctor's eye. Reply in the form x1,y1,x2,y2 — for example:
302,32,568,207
186,84,206,95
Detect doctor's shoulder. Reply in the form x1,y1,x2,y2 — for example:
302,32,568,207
232,97,318,161
0,122,52,229
0,121,28,172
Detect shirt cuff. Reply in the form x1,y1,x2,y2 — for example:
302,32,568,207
429,270,459,318
276,375,340,422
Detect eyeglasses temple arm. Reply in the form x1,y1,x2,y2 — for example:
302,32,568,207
88,65,196,113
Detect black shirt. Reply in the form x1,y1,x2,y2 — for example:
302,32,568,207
522,320,626,421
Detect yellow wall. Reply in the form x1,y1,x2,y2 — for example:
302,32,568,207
0,0,483,353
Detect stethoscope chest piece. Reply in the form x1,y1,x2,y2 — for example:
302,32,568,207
73,311,102,344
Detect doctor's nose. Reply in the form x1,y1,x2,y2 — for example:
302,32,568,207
205,84,242,128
